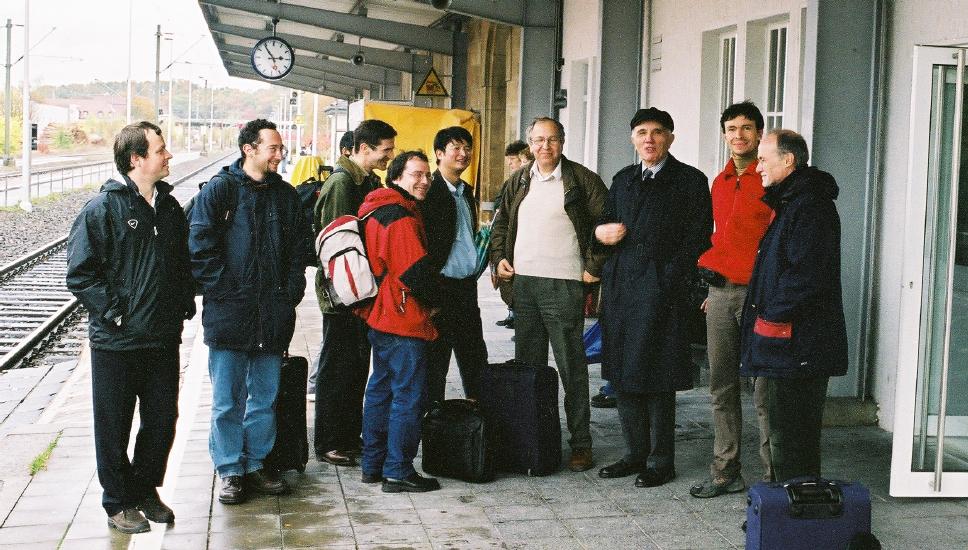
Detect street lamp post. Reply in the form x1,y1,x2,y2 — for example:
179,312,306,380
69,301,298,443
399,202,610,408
199,77,207,156
3,18,14,167
19,0,30,212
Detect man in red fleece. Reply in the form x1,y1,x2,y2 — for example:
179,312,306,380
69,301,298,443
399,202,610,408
356,150,442,493
691,101,774,498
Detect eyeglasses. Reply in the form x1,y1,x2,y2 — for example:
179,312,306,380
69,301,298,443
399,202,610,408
528,136,563,147
251,143,288,158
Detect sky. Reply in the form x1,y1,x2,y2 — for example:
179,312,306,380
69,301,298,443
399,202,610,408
2,0,270,91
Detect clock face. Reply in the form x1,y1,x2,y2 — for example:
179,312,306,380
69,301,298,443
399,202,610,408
251,37,295,80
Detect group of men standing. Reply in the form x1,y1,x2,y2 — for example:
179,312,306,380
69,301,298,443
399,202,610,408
65,97,847,534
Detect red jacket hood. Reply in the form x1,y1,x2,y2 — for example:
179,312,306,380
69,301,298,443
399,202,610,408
358,186,419,218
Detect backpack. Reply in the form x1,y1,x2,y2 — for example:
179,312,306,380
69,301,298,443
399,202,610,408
315,212,378,309
294,178,323,234
183,176,238,224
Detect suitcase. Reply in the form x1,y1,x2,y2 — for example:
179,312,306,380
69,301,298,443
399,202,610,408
479,360,561,476
746,477,873,550
421,399,494,483
265,355,309,472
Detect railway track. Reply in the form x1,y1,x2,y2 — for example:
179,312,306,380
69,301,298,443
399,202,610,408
0,151,237,372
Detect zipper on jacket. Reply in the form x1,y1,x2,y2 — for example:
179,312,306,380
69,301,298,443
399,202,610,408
398,289,407,313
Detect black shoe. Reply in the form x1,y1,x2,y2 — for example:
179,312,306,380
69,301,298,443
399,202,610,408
361,472,382,484
246,468,289,495
598,459,642,479
504,317,515,329
635,467,676,488
218,475,246,504
591,392,617,408
382,473,441,493
137,494,175,523
318,449,357,467
107,508,150,534
495,315,511,327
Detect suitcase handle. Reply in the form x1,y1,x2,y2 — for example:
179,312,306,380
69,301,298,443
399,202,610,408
426,398,482,418
783,478,844,519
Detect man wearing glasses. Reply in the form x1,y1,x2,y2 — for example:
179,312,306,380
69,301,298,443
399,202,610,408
189,118,313,505
490,117,608,472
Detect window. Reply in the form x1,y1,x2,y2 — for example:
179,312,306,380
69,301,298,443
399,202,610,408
718,34,737,167
765,24,787,130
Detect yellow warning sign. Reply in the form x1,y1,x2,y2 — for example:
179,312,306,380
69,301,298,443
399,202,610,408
415,68,449,97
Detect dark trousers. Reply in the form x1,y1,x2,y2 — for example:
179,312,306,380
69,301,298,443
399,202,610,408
425,276,487,404
766,376,828,482
91,346,179,516
514,275,591,449
616,390,676,471
314,311,371,455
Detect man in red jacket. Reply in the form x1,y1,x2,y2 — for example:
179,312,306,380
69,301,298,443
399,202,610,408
356,150,442,493
691,102,774,498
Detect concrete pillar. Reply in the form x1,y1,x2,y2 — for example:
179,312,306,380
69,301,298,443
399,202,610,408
596,0,643,183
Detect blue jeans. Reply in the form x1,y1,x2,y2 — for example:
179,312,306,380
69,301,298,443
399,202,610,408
361,329,428,480
208,347,282,478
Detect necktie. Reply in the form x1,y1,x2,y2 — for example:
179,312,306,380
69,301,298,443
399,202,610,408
642,168,653,181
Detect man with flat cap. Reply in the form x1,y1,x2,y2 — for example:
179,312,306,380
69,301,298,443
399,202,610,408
594,107,712,488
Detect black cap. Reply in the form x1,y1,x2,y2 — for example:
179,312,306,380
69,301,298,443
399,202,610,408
630,107,674,132
339,130,354,151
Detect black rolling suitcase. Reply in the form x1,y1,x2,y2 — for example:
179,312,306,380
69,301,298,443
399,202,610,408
746,477,876,550
265,355,309,472
479,360,561,476
421,399,494,483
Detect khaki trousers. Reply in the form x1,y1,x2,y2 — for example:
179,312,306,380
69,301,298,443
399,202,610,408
705,283,772,480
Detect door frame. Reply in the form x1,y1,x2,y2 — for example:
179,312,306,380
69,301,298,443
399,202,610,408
890,45,968,497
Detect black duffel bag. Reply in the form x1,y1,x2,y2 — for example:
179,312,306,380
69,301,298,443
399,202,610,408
421,399,494,483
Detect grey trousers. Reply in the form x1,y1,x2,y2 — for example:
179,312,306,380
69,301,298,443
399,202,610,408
705,283,772,480
513,275,592,450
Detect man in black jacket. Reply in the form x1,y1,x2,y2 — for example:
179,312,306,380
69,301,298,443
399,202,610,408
740,129,847,481
67,121,195,534
419,126,487,405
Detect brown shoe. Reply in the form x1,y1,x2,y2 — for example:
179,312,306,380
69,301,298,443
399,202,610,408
567,448,595,472
107,508,150,534
318,449,357,467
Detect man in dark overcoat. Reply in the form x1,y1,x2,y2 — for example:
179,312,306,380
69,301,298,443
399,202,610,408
595,108,712,488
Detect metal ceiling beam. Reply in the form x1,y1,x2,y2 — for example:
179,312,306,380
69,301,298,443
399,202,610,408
220,50,379,91
200,0,454,55
208,22,430,74
421,0,555,27
225,63,360,99
227,69,354,101
218,42,399,86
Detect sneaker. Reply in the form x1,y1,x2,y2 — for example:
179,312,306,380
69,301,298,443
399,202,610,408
218,475,246,504
107,508,150,534
246,468,289,495
689,474,746,498
137,494,175,523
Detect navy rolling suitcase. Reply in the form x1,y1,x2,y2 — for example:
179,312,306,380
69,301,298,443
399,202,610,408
421,399,494,483
479,360,561,476
265,355,309,473
746,478,873,550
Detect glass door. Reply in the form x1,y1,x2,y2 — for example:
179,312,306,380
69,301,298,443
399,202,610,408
892,46,968,497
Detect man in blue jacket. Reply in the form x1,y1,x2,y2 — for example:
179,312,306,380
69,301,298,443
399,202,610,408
67,121,195,533
190,119,313,504
740,129,848,482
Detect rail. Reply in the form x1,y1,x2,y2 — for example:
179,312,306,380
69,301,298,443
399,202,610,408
0,151,235,371
0,160,115,208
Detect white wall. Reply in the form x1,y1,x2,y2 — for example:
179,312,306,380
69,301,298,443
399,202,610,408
872,0,968,430
560,0,602,169
645,0,806,175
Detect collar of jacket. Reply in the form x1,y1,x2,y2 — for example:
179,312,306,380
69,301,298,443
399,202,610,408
228,157,282,190
761,166,817,210
388,182,420,204
628,154,679,187
520,155,582,201
337,154,374,186
112,174,173,201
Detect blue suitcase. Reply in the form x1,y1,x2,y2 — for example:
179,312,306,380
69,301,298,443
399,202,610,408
746,478,872,550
